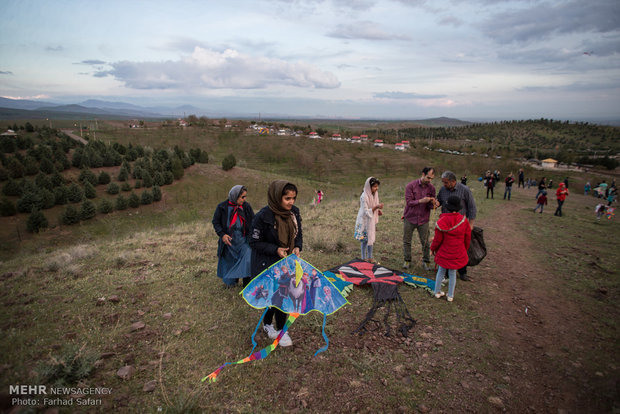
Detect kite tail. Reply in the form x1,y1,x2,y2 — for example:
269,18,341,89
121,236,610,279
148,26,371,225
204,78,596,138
313,313,329,356
202,312,299,383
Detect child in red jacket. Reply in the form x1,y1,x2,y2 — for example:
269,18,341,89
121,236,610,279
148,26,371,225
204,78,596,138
430,195,472,302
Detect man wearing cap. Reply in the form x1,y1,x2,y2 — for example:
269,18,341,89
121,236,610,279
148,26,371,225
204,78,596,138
402,167,439,271
436,171,477,281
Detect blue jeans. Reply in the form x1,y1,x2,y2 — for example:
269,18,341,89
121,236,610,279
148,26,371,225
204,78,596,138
434,266,457,298
504,186,512,200
360,241,373,260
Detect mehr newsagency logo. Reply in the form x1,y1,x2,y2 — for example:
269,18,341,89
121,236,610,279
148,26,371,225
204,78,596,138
9,384,112,407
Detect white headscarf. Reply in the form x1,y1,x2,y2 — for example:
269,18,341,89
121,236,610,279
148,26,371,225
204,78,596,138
363,177,380,245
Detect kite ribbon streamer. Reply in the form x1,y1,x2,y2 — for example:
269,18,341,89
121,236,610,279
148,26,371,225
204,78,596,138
313,313,329,357
202,312,299,383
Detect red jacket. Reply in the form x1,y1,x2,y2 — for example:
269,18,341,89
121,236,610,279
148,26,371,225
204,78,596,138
556,184,569,201
430,212,471,269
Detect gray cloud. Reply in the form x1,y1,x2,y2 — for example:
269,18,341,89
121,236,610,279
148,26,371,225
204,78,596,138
94,46,340,90
374,91,447,99
481,0,620,44
46,45,64,52
438,15,464,27
78,60,107,65
0,70,13,75
327,21,411,40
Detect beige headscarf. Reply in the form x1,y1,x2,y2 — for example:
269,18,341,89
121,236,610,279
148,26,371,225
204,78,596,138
267,180,298,251
363,177,380,245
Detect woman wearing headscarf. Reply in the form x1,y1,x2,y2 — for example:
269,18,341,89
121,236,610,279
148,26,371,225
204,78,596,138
212,185,255,287
250,180,303,347
354,177,383,263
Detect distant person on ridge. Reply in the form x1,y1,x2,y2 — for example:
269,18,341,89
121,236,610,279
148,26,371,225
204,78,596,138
437,171,477,281
402,167,439,271
212,185,255,287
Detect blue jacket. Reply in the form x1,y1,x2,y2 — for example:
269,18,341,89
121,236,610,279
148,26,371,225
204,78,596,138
249,205,303,277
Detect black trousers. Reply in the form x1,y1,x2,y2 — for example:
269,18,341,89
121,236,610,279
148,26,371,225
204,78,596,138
264,307,287,330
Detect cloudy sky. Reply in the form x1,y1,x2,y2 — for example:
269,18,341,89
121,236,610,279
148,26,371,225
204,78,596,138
1,0,619,121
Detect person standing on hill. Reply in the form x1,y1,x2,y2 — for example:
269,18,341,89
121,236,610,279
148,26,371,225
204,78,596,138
354,177,383,263
212,185,255,287
518,168,525,188
535,177,547,199
437,171,477,281
250,180,303,347
484,171,495,199
504,172,515,200
431,195,471,302
533,190,548,214
554,182,569,217
402,167,439,271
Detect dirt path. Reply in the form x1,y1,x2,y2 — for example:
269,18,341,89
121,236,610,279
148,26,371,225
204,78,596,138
467,191,614,413
60,129,88,145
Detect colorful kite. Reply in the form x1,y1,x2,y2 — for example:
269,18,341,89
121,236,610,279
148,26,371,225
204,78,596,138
203,254,348,383
324,259,435,338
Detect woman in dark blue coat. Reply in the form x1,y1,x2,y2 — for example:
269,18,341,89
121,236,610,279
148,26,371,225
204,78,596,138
249,180,302,347
212,185,255,287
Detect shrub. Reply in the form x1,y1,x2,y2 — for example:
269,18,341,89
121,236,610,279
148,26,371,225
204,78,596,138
106,182,120,195
50,171,65,187
171,157,184,180
2,178,22,196
117,166,129,181
134,180,142,189
98,199,114,214
27,209,48,233
61,205,80,225
153,171,164,186
121,182,132,192
115,194,128,210
222,154,236,171
142,171,153,188
163,171,174,185
152,185,162,202
17,191,43,213
54,186,69,205
7,157,25,178
39,157,55,174
80,200,97,220
98,171,111,185
83,182,97,199
0,197,16,216
67,183,84,203
140,190,153,205
35,172,52,189
41,189,55,209
128,192,140,208
36,344,97,387
0,167,8,182
78,169,98,186
199,151,209,163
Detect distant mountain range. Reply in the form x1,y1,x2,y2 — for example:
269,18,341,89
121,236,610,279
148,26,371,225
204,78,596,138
0,97,203,120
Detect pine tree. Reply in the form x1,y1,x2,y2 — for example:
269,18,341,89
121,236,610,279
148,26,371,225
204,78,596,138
27,209,48,233
54,185,69,205
117,166,129,182
115,194,128,210
67,183,84,203
84,182,97,199
80,200,97,220
140,190,153,205
98,199,114,214
171,157,184,179
2,178,22,197
128,192,140,208
121,182,132,192
142,171,153,188
222,154,236,171
163,171,174,185
41,189,55,209
17,190,43,213
106,182,120,195
0,197,16,216
98,171,111,185
152,185,162,202
78,169,98,186
61,205,80,225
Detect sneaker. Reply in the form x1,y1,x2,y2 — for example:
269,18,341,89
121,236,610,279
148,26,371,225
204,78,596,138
278,331,293,347
435,291,445,299
447,296,454,302
263,324,278,339
422,262,433,272
403,261,410,269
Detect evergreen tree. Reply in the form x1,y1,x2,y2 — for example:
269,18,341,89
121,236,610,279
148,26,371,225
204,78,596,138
222,154,236,171
27,209,48,233
54,185,69,205
115,194,128,210
98,198,114,214
134,180,142,189
7,157,25,178
41,189,55,209
171,157,184,179
128,192,140,208
84,182,97,199
17,190,43,213
199,151,209,163
80,200,97,220
152,185,162,202
35,172,52,189
106,182,120,194
2,178,22,196
61,205,80,225
0,197,16,216
140,190,153,205
153,171,164,186
39,157,55,174
78,169,98,186
0,167,8,182
121,182,132,192
23,156,39,175
67,183,84,203
142,171,153,188
117,166,129,182
98,171,111,185
50,171,65,187
163,171,174,185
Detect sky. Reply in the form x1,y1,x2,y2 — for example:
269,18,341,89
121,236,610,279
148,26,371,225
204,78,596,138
0,0,619,121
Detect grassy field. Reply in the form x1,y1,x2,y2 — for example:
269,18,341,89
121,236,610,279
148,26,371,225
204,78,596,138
0,124,618,413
